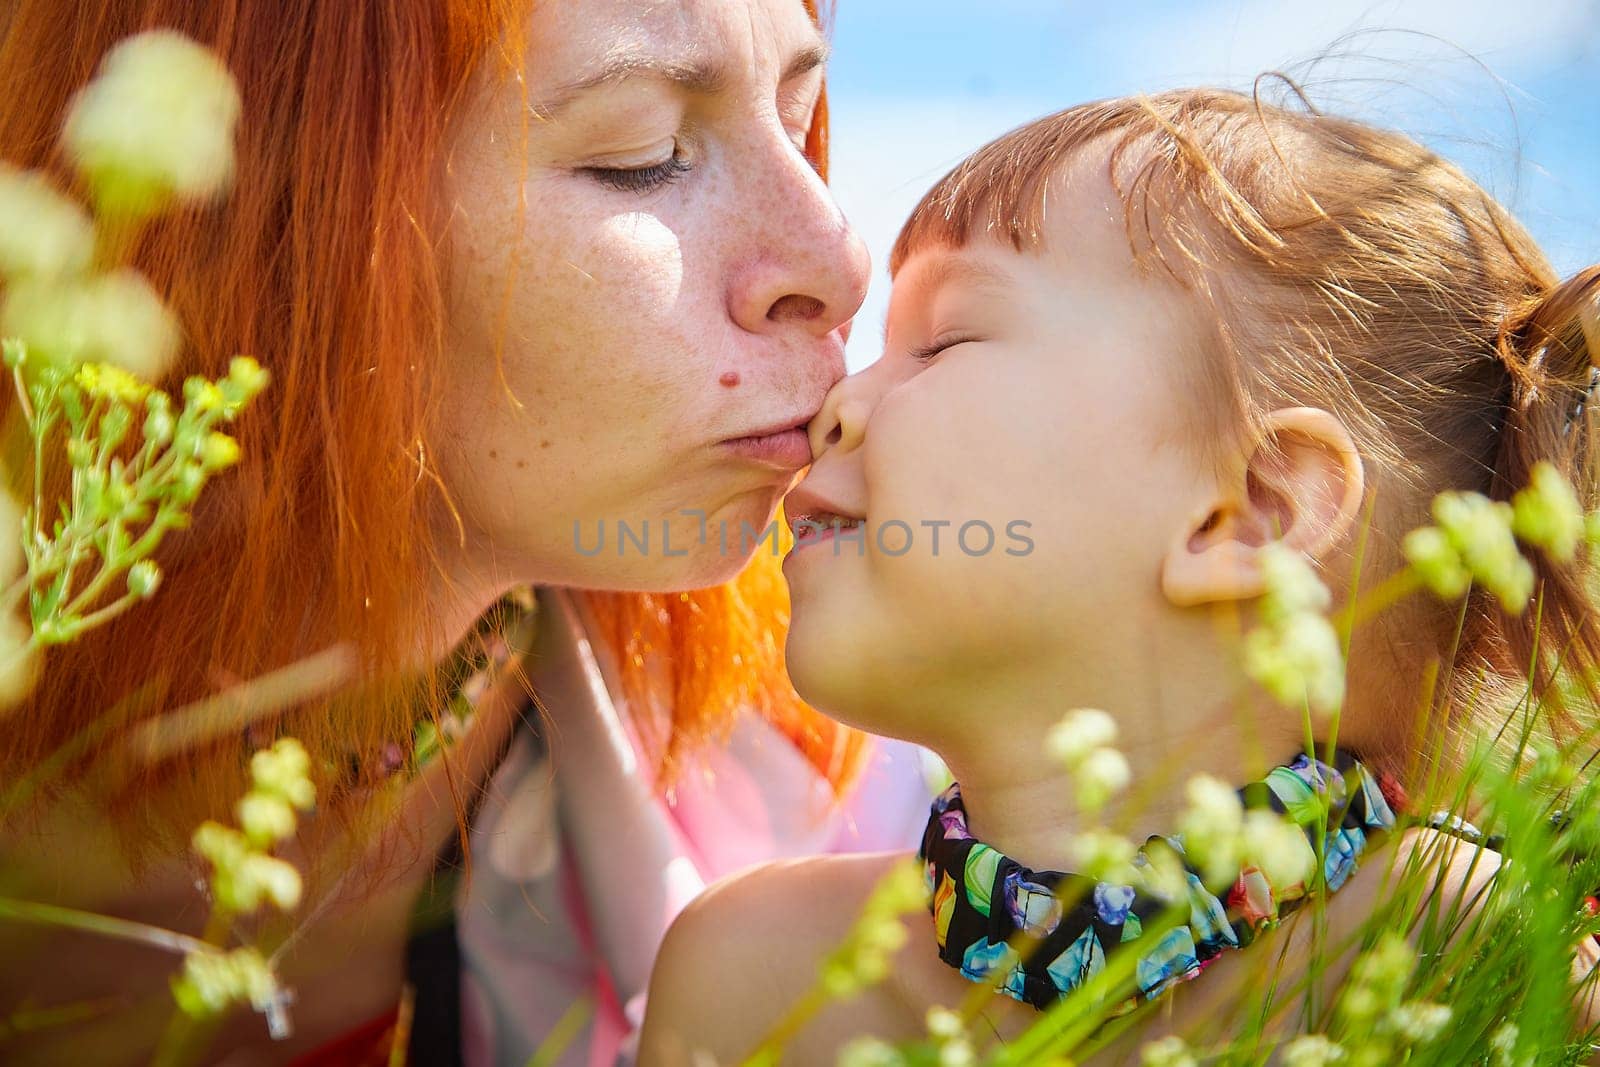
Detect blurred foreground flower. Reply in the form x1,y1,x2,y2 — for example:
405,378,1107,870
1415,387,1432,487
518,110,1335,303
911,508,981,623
63,29,242,220
1046,707,1129,814
0,344,269,692
1281,1034,1347,1066
1178,774,1245,887
1404,491,1534,611
0,28,254,712
1,268,180,378
1140,1034,1198,1066
0,166,95,283
1511,461,1585,564
1066,827,1140,883
1045,707,1118,766
170,946,280,1018
172,738,314,1035
1243,546,1345,714
194,740,314,916
1179,773,1314,891
820,860,925,997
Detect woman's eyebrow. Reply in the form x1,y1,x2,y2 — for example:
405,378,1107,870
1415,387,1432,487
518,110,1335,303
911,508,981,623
533,40,830,118
782,42,830,83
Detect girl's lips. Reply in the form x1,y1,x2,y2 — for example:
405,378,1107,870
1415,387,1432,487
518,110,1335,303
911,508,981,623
785,517,864,559
720,427,812,469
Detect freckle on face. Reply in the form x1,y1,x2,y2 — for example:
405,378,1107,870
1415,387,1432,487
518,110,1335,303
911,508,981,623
719,371,741,388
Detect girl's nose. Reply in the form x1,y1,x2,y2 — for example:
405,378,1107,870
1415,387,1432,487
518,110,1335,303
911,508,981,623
807,375,874,461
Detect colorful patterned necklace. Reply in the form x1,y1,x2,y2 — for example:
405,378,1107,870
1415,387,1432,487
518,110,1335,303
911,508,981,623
918,749,1398,1012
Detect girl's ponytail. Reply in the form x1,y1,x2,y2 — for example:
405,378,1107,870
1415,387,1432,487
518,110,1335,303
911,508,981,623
1485,265,1600,717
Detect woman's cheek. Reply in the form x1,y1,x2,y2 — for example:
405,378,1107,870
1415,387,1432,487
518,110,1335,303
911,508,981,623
583,211,685,310
565,211,705,389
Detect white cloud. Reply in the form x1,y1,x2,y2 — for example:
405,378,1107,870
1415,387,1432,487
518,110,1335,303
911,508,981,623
1089,0,1597,87
828,2,1597,369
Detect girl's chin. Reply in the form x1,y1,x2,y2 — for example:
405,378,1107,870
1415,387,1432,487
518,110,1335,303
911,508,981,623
784,621,878,716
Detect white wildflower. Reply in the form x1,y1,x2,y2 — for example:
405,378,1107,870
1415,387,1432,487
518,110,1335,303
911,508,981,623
1488,1022,1521,1067
1076,746,1132,814
1240,809,1315,888
1258,544,1332,623
1340,932,1415,1028
193,821,302,913
1512,461,1584,563
0,611,39,710
126,559,162,600
1243,611,1345,714
237,853,303,912
249,737,315,811
1140,1034,1198,1067
1353,933,1415,996
1432,492,1536,612
171,946,278,1018
1133,844,1192,902
1402,526,1470,600
838,1038,905,1067
0,269,180,379
1179,774,1245,887
820,862,921,998
63,30,242,218
0,166,95,282
1386,1000,1451,1045
1066,828,1139,883
925,1007,965,1040
1045,707,1118,768
236,791,297,848
1281,1034,1346,1067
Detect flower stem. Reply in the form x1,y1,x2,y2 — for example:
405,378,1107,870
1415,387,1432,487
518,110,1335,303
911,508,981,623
0,896,211,957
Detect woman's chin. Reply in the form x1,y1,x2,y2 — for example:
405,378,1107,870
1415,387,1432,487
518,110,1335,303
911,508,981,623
578,547,764,593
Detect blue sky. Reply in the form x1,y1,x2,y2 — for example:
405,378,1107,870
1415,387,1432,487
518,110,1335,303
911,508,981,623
822,0,1599,369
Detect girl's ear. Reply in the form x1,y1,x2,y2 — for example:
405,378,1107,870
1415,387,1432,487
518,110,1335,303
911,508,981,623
1162,407,1365,607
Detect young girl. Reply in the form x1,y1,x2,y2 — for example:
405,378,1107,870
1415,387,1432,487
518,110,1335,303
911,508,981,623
639,88,1600,1064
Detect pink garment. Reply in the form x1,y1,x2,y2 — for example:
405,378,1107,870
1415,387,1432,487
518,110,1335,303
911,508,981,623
455,593,933,1067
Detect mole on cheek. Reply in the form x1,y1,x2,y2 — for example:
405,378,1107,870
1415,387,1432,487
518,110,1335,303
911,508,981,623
719,371,741,388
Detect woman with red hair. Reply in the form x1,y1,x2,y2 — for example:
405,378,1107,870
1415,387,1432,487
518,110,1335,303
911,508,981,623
0,1,928,1063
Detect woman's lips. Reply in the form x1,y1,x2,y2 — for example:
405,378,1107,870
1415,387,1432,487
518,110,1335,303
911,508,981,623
720,427,813,469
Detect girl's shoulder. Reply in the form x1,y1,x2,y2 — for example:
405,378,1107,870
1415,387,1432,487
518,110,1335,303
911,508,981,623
639,827,1518,1066
640,850,916,1064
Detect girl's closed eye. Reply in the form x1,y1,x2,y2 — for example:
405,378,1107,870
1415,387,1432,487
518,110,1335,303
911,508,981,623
908,334,982,362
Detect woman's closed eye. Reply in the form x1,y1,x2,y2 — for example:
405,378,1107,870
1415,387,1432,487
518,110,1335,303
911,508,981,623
779,85,822,156
581,148,692,193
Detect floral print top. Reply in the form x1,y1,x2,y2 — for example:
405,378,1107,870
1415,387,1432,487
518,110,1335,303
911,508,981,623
918,749,1398,1012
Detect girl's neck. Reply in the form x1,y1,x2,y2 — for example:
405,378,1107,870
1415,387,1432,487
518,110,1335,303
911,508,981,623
938,703,1290,873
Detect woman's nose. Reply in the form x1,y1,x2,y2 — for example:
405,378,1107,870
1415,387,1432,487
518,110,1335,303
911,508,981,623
727,141,870,339
807,373,874,461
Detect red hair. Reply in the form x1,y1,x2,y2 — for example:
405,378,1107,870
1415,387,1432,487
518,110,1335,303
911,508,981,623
0,0,862,843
